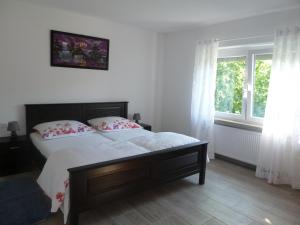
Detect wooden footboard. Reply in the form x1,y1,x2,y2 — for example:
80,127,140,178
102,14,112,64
67,141,207,225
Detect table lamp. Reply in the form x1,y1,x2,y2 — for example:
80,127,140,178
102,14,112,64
7,121,20,139
133,113,141,124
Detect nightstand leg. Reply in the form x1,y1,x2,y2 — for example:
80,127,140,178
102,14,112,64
68,212,79,225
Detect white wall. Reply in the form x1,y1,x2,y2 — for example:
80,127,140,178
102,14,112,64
0,0,160,136
161,8,300,164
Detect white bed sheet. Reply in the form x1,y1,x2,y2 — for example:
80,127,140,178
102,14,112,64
99,128,152,141
34,129,202,224
30,132,113,158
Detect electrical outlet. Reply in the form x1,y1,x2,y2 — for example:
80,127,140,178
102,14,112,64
0,123,9,137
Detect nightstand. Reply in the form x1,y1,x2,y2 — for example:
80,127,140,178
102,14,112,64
0,135,33,176
138,123,152,131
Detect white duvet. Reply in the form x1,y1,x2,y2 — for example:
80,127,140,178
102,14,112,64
36,132,199,223
31,132,113,158
99,128,152,141
129,132,199,151
37,141,150,223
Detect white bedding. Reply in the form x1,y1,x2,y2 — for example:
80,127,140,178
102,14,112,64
33,130,200,224
129,132,199,151
37,141,150,223
30,132,113,158
99,128,152,141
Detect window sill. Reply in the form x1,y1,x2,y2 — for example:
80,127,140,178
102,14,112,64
214,118,262,133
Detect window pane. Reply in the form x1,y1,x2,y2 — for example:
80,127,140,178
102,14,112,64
215,57,246,115
252,54,272,118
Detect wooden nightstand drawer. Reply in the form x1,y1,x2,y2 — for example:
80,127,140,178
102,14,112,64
0,136,32,176
0,143,10,152
6,142,26,150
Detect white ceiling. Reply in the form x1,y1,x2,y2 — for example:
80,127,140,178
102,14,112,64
22,0,300,32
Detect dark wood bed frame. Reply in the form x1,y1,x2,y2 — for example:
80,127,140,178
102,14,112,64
25,102,207,225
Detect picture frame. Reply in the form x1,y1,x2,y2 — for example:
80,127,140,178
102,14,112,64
51,30,109,70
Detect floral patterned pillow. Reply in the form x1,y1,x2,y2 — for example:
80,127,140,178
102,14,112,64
34,120,95,140
88,117,142,132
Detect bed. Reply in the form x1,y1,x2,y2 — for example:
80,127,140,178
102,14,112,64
25,102,208,225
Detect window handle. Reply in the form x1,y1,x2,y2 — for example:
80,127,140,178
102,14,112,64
243,88,248,98
247,84,253,91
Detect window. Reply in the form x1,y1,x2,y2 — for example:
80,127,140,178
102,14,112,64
215,47,272,125
215,57,246,115
252,54,272,118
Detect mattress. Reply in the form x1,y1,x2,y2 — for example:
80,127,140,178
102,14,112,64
30,132,113,158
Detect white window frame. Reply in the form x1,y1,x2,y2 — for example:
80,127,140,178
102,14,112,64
246,49,273,125
215,47,273,126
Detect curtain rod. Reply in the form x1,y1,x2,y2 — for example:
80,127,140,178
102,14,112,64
216,34,273,43
218,42,274,50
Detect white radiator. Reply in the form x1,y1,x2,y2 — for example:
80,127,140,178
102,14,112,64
214,124,261,165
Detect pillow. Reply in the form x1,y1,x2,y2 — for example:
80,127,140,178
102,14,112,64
33,120,95,140
88,116,142,132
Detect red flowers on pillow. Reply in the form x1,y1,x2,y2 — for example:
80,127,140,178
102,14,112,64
88,117,142,132
34,120,95,140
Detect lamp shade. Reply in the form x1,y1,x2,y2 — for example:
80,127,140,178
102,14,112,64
133,113,141,121
7,121,20,132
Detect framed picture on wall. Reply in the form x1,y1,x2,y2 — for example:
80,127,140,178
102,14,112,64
51,30,109,70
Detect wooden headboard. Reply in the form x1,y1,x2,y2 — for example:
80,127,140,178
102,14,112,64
25,102,128,135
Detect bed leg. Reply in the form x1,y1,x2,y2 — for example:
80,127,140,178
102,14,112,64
198,145,207,185
199,168,206,185
68,212,79,225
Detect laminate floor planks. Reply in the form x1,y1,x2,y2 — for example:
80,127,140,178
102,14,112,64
38,159,300,225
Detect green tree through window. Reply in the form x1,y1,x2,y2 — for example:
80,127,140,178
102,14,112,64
215,57,246,114
253,55,272,118
215,52,272,122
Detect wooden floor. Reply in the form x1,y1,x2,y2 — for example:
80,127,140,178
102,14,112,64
38,160,300,225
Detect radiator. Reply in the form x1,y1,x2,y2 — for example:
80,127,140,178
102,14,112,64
214,125,261,165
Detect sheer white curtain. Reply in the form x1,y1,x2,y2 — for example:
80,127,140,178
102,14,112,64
191,40,219,159
256,26,300,189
